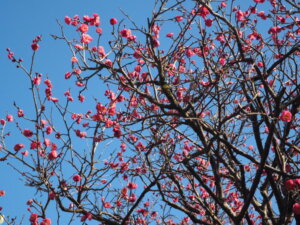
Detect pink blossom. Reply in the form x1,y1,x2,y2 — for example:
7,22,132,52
236,10,244,22
108,107,116,116
29,213,39,223
185,49,195,57
96,28,102,34
110,18,118,25
175,16,183,22
71,57,78,63
49,191,56,200
81,212,93,221
31,43,39,51
95,46,105,57
50,97,59,102
71,16,79,26
75,130,87,138
105,59,113,67
116,200,122,207
0,119,6,125
96,103,107,114
257,61,263,67
279,110,292,122
205,19,213,27
40,218,51,225
74,44,84,50
48,151,58,160
51,143,57,151
44,79,52,88
83,15,91,22
133,50,142,59
285,179,295,190
30,141,42,149
295,179,300,187
248,145,254,150
152,24,160,38
6,114,13,122
91,14,100,26
152,39,160,48
196,6,210,18
219,58,226,66
22,150,29,156
103,202,112,208
257,11,268,20
293,203,300,215
64,16,71,25
44,138,51,146
127,182,138,189
23,129,34,137
14,143,25,151
73,174,82,182
74,68,81,75
27,199,33,205
105,120,114,128
46,126,53,135
120,29,131,38
77,23,89,33
33,76,41,85
41,120,48,126
78,95,85,102
268,26,281,34
221,1,227,7
0,190,5,196
128,193,137,202
7,51,14,60
81,34,93,44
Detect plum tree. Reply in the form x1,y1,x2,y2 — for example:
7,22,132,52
1,0,300,224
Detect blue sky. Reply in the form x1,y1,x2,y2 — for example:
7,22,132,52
0,0,154,223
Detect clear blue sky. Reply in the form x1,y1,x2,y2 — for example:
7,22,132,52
0,0,154,223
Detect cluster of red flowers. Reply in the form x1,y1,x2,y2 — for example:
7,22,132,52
29,213,51,225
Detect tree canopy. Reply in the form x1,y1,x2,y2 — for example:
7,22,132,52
1,0,300,224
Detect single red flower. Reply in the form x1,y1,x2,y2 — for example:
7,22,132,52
23,129,34,137
110,18,118,25
73,174,82,182
31,43,39,51
103,202,112,208
40,218,51,225
279,110,292,122
14,143,25,151
293,203,300,215
0,190,5,196
285,179,295,190
77,23,89,33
